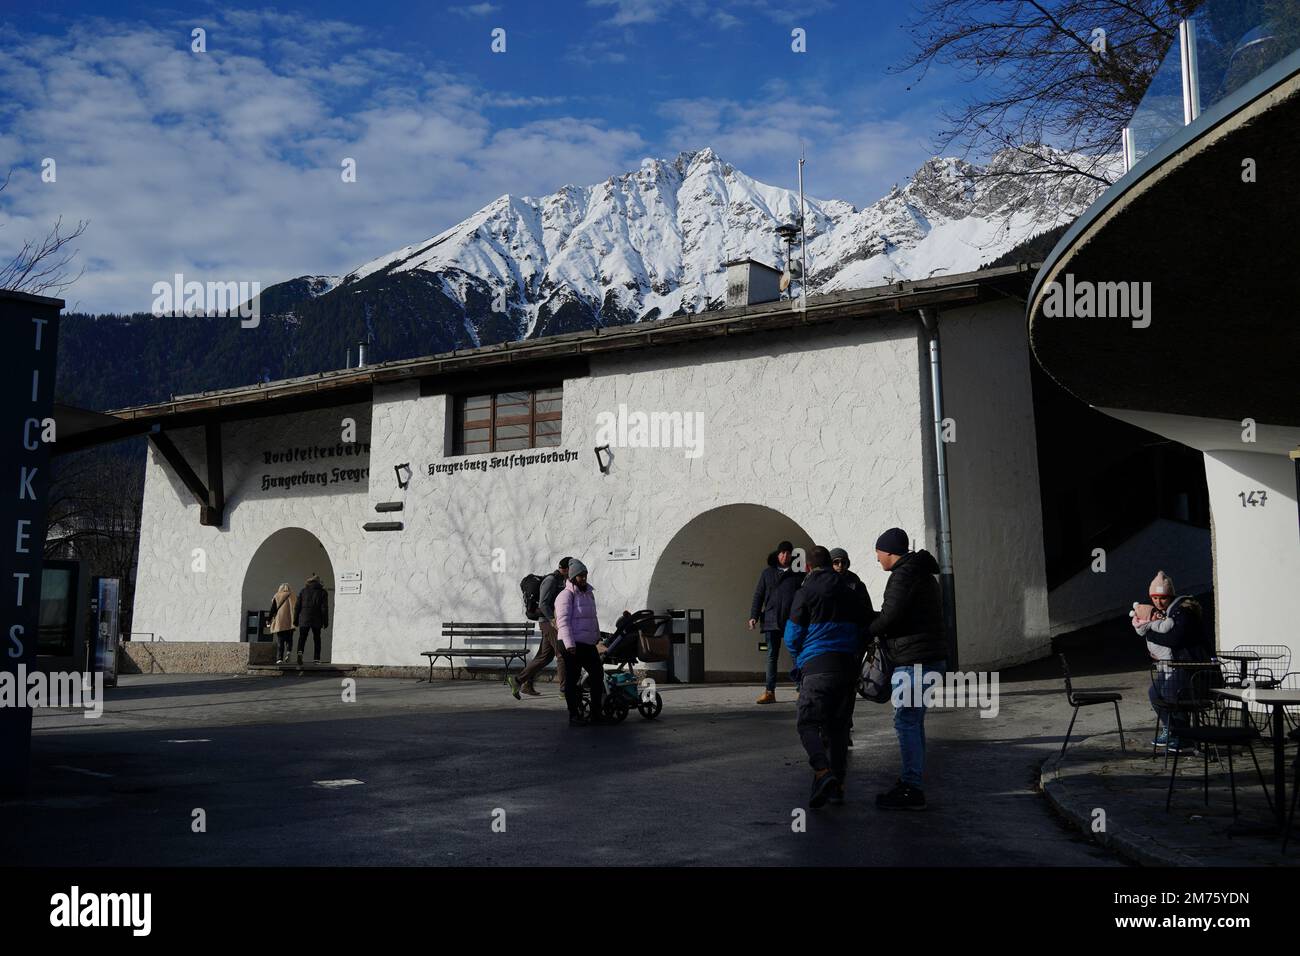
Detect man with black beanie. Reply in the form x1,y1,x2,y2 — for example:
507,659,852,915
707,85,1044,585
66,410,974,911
868,528,946,811
784,546,870,808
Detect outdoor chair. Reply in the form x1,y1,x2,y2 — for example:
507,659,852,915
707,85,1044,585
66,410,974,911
1165,666,1273,821
1276,673,1300,734
1059,654,1126,759
1283,726,1300,853
1231,644,1290,686
1149,663,1216,768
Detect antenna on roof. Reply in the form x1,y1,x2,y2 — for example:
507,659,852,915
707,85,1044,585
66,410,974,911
798,150,808,312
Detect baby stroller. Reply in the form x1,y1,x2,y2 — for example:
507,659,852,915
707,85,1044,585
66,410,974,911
577,609,670,722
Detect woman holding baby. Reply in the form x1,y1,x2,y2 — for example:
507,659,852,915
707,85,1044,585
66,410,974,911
1130,570,1212,752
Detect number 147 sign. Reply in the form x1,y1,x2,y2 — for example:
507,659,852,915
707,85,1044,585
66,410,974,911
1237,490,1268,508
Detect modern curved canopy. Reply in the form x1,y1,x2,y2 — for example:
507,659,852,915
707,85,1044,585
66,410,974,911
1028,48,1300,430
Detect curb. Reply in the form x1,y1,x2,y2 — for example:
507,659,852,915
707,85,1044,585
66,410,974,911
1038,738,1205,868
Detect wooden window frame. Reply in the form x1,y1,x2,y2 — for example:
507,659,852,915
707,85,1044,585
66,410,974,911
453,385,562,455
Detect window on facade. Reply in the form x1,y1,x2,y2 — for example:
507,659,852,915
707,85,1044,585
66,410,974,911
454,386,562,454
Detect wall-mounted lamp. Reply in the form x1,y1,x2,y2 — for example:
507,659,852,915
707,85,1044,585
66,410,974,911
594,444,612,475
394,462,412,490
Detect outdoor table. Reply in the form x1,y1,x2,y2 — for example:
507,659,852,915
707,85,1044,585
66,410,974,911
1212,687,1300,830
1216,650,1284,684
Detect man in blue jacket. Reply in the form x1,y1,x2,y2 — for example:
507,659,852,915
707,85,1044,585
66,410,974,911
784,546,871,808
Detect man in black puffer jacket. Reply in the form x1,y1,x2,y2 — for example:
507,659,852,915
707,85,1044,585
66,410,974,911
867,528,946,811
293,573,330,666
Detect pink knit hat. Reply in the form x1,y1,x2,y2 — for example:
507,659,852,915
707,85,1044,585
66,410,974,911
1149,570,1175,597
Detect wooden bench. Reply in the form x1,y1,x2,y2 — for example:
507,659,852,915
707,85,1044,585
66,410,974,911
421,622,536,682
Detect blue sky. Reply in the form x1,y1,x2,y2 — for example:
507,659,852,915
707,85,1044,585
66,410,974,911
1,0,994,313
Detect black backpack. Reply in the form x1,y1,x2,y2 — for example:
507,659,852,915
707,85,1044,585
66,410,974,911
520,573,547,620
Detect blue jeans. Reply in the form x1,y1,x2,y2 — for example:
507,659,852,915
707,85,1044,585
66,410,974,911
1149,668,1188,736
764,631,782,691
891,660,946,789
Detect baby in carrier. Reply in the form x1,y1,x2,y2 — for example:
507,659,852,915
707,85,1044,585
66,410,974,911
1130,570,1176,666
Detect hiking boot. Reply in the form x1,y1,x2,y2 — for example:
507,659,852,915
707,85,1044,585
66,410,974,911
876,782,926,811
809,769,837,809
507,675,521,700
521,682,541,697
756,690,776,705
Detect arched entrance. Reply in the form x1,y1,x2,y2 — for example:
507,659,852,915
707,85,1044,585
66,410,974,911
646,504,814,680
241,528,336,662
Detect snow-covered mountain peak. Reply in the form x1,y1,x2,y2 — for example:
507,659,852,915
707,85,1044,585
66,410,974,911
323,147,1111,342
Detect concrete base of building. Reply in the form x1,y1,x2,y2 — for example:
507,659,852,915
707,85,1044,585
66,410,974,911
121,640,278,675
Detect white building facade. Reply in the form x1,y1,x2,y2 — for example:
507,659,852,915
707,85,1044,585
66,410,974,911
128,268,1052,677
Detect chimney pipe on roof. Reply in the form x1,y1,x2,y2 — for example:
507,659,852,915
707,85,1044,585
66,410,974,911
357,341,367,368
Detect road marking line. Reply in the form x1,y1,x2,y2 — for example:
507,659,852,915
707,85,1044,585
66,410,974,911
52,765,112,778
164,739,211,743
313,778,364,789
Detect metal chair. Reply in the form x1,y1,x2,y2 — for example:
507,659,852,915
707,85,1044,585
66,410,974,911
1059,654,1126,759
1277,672,1300,733
1283,726,1300,853
1231,644,1290,686
1149,663,1215,768
1166,666,1273,820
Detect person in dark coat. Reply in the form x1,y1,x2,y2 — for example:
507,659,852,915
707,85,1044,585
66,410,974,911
748,540,803,703
508,557,570,698
829,547,875,748
867,528,945,811
293,573,330,665
784,546,870,807
1135,570,1211,751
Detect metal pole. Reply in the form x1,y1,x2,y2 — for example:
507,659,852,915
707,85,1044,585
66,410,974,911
919,307,958,668
1180,18,1201,125
1292,448,1300,543
798,156,807,311
1121,127,1135,173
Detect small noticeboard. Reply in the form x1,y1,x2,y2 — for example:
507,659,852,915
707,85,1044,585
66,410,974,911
339,582,362,595
340,570,362,582
606,546,640,561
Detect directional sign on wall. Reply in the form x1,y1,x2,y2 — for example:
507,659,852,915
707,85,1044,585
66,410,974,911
339,570,362,582
606,546,640,561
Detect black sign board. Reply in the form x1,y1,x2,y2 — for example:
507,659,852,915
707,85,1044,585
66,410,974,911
0,291,61,795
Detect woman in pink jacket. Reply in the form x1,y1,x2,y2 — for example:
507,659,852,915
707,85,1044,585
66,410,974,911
553,559,605,725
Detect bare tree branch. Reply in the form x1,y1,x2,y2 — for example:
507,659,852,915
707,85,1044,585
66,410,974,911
0,170,89,296
894,0,1202,185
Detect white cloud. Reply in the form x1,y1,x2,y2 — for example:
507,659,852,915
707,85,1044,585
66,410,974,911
448,3,501,17
657,93,932,206
0,16,642,313
0,10,938,316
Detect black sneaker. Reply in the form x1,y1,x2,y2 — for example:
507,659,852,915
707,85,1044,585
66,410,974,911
809,771,838,809
876,782,926,811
